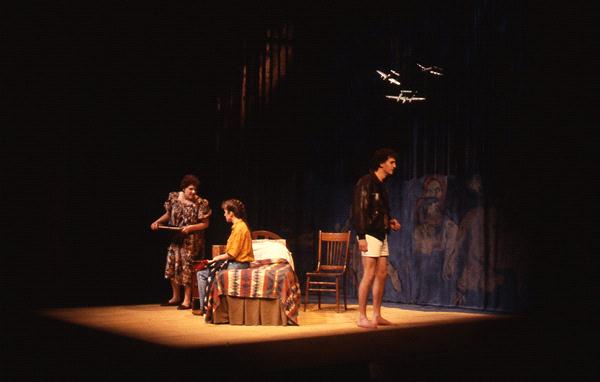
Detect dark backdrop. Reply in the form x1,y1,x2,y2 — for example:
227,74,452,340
7,2,597,317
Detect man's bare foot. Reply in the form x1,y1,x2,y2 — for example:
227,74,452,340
357,317,377,329
374,316,392,326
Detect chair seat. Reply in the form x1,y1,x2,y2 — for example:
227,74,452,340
307,288,338,293
306,272,344,277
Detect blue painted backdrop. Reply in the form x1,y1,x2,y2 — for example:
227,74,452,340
333,174,524,312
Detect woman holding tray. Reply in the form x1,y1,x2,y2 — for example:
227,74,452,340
150,174,211,309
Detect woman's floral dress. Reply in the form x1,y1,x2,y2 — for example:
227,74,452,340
164,192,211,286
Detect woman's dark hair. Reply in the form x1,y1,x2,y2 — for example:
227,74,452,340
180,174,200,190
370,148,399,170
221,199,247,220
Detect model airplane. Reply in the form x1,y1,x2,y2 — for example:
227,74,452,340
416,63,444,76
376,70,402,85
376,69,391,80
385,90,426,103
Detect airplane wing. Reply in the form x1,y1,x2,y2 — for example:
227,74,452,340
388,78,401,85
376,70,387,79
390,70,399,76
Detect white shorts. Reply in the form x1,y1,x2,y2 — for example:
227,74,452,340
359,234,389,257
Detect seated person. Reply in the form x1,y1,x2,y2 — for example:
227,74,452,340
196,199,255,314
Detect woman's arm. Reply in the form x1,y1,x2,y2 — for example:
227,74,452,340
181,218,209,234
150,212,170,230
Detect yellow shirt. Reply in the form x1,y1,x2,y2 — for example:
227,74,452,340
226,220,254,263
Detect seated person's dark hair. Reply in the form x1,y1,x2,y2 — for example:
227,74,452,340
221,199,247,220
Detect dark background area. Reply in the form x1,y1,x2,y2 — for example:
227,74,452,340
4,1,598,380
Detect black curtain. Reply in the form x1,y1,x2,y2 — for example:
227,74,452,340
10,2,596,315
204,2,531,311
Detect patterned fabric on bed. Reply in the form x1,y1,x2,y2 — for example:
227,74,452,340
201,260,229,317
204,258,301,325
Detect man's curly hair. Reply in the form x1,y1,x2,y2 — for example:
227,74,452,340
370,148,398,170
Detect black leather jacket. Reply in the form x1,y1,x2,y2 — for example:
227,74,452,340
352,173,391,241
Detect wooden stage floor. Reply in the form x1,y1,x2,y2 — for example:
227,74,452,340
40,303,504,349
5,303,593,380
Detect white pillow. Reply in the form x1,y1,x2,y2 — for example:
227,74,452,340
252,240,295,270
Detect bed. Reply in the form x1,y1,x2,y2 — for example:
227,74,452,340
200,230,301,326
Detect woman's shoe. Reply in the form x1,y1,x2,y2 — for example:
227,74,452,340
177,304,191,310
160,301,181,306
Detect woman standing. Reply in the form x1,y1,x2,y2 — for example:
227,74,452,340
151,174,211,309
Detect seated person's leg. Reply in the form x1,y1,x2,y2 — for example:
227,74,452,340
196,269,209,310
227,261,249,270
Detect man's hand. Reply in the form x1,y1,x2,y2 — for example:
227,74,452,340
390,219,401,231
358,239,368,252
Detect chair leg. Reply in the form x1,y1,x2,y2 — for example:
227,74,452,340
343,273,347,311
304,277,310,312
335,277,340,313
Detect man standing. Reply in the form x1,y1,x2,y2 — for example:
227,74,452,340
352,148,402,328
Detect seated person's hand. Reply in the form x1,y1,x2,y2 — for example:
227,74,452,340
193,259,209,271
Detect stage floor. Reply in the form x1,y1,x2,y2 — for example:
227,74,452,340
40,303,504,349
8,303,592,380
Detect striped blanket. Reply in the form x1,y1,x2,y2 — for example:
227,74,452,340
205,258,301,325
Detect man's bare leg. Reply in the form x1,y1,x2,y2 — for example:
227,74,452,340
372,257,392,325
357,256,377,328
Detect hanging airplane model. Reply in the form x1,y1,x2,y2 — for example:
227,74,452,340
416,63,444,76
376,70,402,85
385,90,426,103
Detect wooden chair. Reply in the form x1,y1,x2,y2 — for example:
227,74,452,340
304,230,351,313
